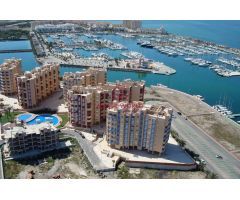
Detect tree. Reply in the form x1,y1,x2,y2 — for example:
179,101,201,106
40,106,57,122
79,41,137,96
112,160,115,167
7,106,13,121
0,112,3,134
117,165,130,179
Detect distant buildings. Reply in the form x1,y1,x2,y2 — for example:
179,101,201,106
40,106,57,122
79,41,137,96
30,32,46,57
0,59,22,95
63,68,107,102
123,20,142,30
35,23,76,33
67,80,145,127
106,101,173,154
2,123,59,158
17,64,60,109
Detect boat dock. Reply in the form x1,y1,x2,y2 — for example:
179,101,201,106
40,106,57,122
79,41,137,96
228,114,240,118
38,56,176,75
0,49,32,53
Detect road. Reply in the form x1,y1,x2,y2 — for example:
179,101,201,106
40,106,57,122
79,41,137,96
172,111,240,178
61,129,109,172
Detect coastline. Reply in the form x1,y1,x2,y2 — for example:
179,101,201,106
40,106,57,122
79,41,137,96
148,85,240,159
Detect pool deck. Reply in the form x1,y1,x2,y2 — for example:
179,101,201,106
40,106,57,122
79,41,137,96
16,113,62,127
53,114,62,127
16,113,36,123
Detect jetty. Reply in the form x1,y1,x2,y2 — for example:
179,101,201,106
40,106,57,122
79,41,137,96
0,49,32,53
229,114,240,118
38,56,176,75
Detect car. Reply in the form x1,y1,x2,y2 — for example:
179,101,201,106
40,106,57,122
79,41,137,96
216,155,223,159
75,130,81,134
200,159,206,165
177,111,182,115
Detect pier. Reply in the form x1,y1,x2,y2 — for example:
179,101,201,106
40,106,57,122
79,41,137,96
229,114,240,118
0,49,32,53
38,56,176,75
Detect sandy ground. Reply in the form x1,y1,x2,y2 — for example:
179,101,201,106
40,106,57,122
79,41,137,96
13,141,99,179
0,89,68,113
27,88,68,113
0,94,22,110
17,159,89,179
148,86,240,158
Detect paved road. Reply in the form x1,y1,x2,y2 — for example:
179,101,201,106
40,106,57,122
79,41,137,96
61,129,110,172
172,111,240,178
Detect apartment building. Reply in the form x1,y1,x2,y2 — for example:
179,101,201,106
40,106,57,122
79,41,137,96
17,64,60,109
63,68,107,102
106,101,173,154
123,20,142,30
0,58,22,95
67,80,145,127
2,123,59,157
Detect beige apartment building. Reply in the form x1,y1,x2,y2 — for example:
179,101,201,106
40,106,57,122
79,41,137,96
2,123,59,158
17,64,60,109
123,20,142,30
0,58,22,95
106,101,173,154
67,80,145,127
63,68,107,102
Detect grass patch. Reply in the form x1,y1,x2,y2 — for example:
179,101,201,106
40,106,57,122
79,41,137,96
0,111,22,124
57,113,69,128
0,29,29,40
3,160,24,179
212,123,240,148
117,165,131,179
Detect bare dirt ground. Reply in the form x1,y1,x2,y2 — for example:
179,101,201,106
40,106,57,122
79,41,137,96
114,164,207,179
26,88,68,113
4,136,207,179
5,138,99,179
140,169,206,179
147,86,240,159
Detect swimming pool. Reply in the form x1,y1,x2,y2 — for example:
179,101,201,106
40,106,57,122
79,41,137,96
17,113,61,126
17,113,34,121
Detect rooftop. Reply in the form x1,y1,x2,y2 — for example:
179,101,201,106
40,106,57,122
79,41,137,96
63,68,106,79
0,58,21,71
108,101,173,116
3,122,57,139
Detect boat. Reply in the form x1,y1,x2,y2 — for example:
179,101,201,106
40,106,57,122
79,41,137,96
121,51,144,59
212,105,234,118
157,83,168,88
140,42,154,48
193,95,205,101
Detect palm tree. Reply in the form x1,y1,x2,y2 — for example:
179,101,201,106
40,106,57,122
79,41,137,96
4,106,13,121
0,112,2,134
112,160,115,167
7,106,13,120
4,107,9,120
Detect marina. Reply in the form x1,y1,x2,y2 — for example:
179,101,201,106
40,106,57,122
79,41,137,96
212,105,233,117
39,28,240,80
1,21,240,124
121,51,144,59
184,58,212,67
